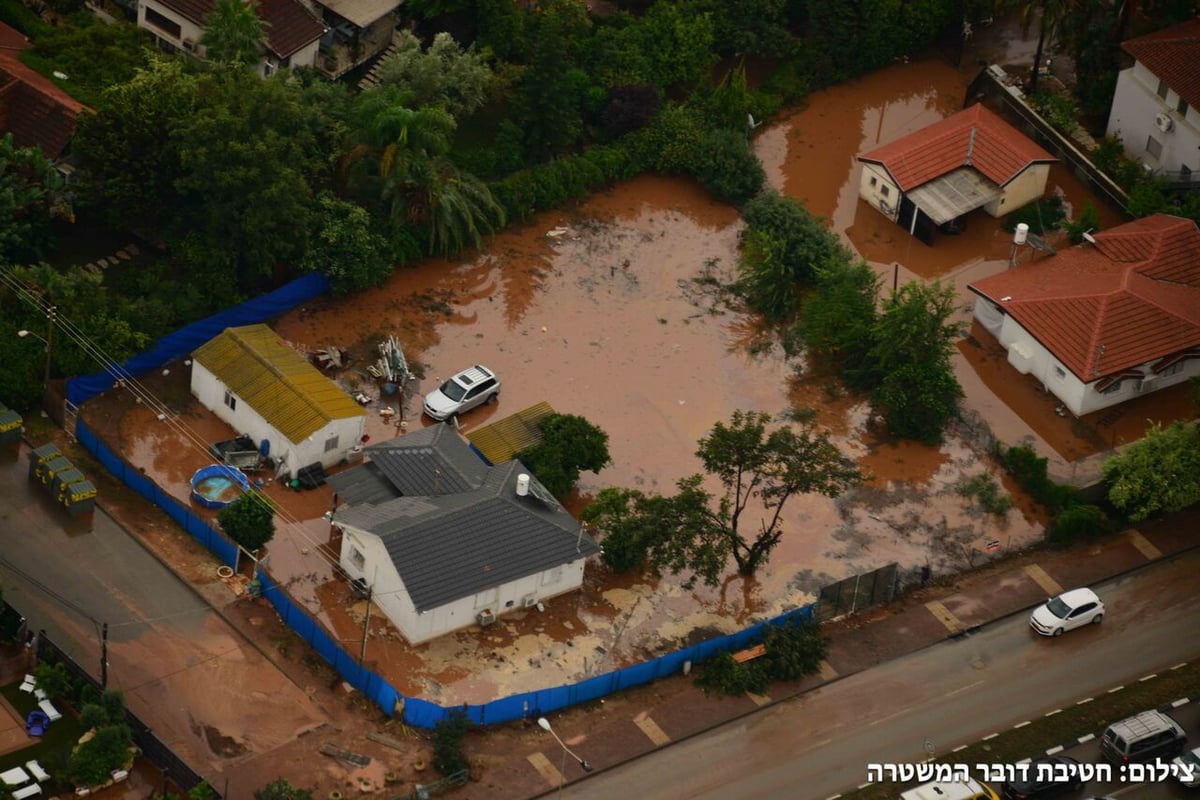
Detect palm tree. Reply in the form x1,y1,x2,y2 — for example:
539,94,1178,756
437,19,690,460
345,88,504,257
1006,0,1084,93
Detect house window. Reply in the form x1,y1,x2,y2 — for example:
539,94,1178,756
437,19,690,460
1156,79,1168,99
324,434,339,453
1145,136,1162,160
223,389,237,411
349,547,365,570
1178,99,1190,116
475,586,498,609
881,185,890,197
541,565,563,587
869,176,878,188
144,6,181,38
1053,365,1066,379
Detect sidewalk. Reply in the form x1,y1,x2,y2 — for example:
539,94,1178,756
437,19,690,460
465,506,1200,800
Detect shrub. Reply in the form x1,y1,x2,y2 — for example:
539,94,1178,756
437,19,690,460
68,723,132,785
692,128,766,206
1047,504,1109,547
33,661,71,699
956,473,1012,517
432,709,471,776
695,618,827,696
1002,195,1065,235
1065,202,1101,244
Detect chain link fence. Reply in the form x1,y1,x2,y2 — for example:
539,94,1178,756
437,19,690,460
815,563,900,622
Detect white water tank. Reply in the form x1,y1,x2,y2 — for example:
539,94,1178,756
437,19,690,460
1013,222,1029,245
516,474,530,496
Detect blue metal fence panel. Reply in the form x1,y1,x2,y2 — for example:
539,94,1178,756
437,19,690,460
67,273,330,405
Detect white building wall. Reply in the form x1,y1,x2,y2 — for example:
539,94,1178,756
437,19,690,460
190,362,364,475
1107,61,1200,173
138,0,204,52
975,300,1200,417
985,163,1051,218
338,524,588,644
858,164,901,222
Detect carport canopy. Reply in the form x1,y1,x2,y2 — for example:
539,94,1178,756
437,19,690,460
905,167,1003,225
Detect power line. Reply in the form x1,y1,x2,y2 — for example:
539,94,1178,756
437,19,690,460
0,267,359,588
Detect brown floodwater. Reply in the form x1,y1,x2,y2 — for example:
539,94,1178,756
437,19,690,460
104,51,1158,704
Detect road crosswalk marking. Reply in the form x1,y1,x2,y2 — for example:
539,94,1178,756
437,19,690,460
1023,564,1063,596
924,599,962,633
1127,529,1162,559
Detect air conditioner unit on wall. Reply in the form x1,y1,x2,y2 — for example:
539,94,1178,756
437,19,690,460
521,594,538,609
476,609,495,627
1154,112,1174,134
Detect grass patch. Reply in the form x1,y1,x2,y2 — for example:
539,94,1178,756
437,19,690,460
0,681,86,792
842,661,1200,800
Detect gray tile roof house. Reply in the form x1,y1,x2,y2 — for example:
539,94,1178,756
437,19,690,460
328,423,601,615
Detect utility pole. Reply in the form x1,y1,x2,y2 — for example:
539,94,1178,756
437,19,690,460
100,621,108,688
359,584,372,666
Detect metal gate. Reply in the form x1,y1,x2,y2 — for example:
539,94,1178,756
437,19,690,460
816,563,899,622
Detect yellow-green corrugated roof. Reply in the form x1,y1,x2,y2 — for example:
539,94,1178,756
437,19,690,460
194,324,365,443
465,402,556,465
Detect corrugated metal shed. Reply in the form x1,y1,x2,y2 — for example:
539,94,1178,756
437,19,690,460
466,402,556,465
193,324,365,444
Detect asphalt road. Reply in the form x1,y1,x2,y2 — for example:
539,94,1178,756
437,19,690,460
0,446,326,784
559,549,1200,800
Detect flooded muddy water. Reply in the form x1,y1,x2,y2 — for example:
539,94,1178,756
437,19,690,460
99,52,1162,705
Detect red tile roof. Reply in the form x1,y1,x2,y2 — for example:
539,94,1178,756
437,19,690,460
968,215,1200,382
1121,17,1200,112
0,23,86,161
154,0,325,59
858,104,1056,191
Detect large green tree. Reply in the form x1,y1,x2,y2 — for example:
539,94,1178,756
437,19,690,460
218,492,276,553
584,411,860,585
300,193,393,295
201,0,268,68
795,258,881,385
73,59,199,236
866,280,965,443
515,413,611,499
1102,421,1200,521
0,134,65,264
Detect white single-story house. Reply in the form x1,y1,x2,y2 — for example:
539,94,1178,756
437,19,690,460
138,0,326,77
190,324,366,476
857,103,1057,244
1106,18,1200,185
328,423,601,644
967,214,1200,417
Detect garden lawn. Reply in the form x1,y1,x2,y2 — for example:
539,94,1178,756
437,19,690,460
0,681,85,792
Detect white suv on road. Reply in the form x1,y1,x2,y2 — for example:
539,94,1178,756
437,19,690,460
422,365,500,421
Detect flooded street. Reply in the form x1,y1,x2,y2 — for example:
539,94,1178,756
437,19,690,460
89,49,1187,707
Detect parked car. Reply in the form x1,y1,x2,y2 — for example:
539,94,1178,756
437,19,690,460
1174,745,1200,787
901,778,998,800
1099,709,1187,764
1001,756,1083,799
1029,587,1104,636
422,365,500,421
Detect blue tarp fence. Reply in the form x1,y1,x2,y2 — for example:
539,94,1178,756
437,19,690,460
76,417,240,567
400,603,816,729
67,272,331,406
66,269,824,729
256,570,402,714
